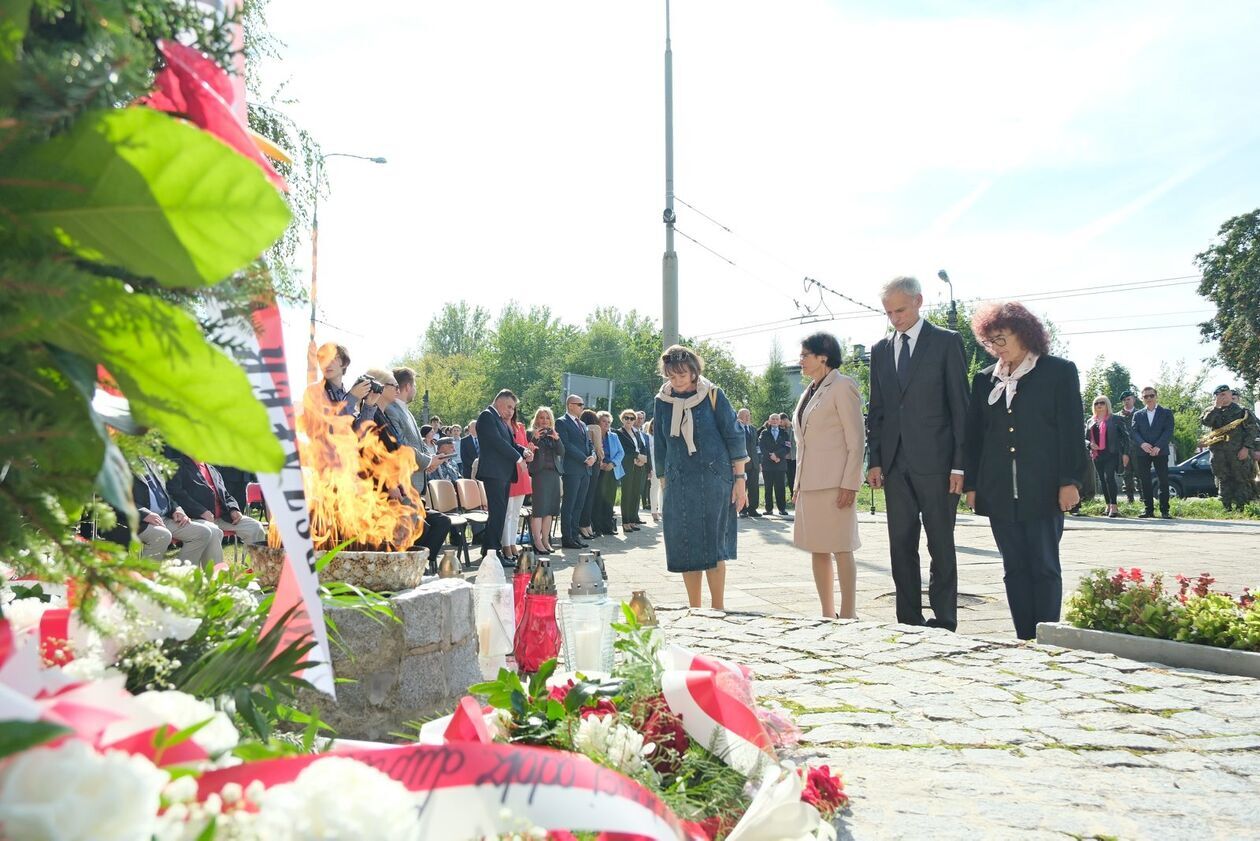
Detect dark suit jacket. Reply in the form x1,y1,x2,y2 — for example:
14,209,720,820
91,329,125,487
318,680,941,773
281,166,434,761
459,434,480,479
474,407,525,481
132,461,175,530
636,428,653,474
557,413,593,475
615,427,643,472
1086,415,1127,457
867,320,969,475
759,427,790,472
167,455,240,521
741,423,760,465
1131,406,1174,454
963,355,1086,521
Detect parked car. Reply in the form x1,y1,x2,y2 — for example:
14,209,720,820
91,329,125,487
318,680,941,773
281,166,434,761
1150,451,1217,498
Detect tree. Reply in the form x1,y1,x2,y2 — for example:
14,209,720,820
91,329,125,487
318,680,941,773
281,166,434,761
1196,209,1260,392
751,342,794,424
423,302,491,358
926,302,996,379
694,340,753,410
1081,357,1136,406
1151,361,1210,462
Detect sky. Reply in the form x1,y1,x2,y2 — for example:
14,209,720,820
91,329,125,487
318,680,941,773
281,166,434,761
257,0,1260,396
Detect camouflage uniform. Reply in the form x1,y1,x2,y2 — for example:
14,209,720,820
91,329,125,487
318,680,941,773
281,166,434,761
1200,402,1260,510
1116,408,1139,502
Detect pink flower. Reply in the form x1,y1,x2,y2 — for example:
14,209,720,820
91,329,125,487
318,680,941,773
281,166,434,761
546,680,616,719
637,694,689,774
800,764,849,818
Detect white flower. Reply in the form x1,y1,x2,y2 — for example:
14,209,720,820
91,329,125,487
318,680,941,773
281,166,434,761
573,714,654,776
253,757,417,841
726,762,832,841
0,740,168,841
135,690,240,757
5,597,56,634
95,584,201,662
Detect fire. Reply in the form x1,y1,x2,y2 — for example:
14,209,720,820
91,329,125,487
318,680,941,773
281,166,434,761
267,390,425,552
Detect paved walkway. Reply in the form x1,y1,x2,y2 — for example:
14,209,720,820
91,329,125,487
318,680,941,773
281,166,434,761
658,608,1260,840
550,510,1260,637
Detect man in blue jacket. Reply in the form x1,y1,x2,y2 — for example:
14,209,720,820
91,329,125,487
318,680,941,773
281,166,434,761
475,390,532,560
557,394,596,549
1131,385,1175,519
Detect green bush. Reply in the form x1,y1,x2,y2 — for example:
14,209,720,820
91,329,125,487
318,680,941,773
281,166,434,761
1066,568,1260,651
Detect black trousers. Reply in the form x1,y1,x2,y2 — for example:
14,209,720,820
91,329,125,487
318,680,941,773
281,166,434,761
579,466,597,529
989,513,1064,640
560,468,589,543
620,466,645,525
786,460,796,498
743,466,760,514
1094,452,1119,505
412,510,452,568
1134,451,1169,514
763,467,787,513
593,468,618,534
1121,455,1138,501
481,477,511,553
883,462,959,630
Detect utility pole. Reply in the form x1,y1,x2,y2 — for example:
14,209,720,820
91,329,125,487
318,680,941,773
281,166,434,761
661,0,679,351
937,269,957,331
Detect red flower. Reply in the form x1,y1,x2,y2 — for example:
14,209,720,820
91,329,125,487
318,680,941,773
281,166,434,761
800,764,849,818
637,693,690,774
546,680,616,719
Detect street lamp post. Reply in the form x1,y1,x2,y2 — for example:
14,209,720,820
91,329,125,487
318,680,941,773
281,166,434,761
937,269,956,332
661,0,679,351
308,151,387,381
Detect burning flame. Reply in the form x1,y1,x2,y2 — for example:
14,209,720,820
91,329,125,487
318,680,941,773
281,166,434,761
267,388,425,552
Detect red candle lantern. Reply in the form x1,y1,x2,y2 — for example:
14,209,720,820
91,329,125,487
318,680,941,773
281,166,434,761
513,548,536,626
513,559,560,674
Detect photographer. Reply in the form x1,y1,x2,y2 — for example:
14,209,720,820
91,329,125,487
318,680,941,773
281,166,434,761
527,407,565,555
312,342,373,417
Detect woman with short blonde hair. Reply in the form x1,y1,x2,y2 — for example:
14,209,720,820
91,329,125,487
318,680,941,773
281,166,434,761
1087,394,1126,518
526,406,564,554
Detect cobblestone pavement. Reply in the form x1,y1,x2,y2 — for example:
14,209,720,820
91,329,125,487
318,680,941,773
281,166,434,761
546,510,1260,638
657,608,1260,841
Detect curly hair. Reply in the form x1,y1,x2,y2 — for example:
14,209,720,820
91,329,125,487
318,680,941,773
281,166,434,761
971,301,1050,356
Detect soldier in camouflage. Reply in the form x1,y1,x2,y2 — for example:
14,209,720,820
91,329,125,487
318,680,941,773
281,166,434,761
1200,385,1260,511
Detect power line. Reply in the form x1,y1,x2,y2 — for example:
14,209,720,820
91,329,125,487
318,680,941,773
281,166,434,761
803,276,885,315
1060,322,1204,337
674,227,736,266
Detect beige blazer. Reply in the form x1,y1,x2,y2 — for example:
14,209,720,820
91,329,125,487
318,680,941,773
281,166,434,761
792,369,865,493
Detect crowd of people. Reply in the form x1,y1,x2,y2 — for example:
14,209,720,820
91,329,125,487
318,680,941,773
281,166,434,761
104,284,1256,644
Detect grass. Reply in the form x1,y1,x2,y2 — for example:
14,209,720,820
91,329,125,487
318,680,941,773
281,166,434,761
1076,495,1260,521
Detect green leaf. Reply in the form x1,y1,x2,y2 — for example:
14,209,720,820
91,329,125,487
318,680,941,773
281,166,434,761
529,658,557,699
194,818,218,841
0,0,32,107
0,108,290,286
0,720,71,759
151,718,212,764
13,271,283,471
545,699,566,721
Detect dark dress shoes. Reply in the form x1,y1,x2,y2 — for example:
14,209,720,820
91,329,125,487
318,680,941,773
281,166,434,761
561,540,586,549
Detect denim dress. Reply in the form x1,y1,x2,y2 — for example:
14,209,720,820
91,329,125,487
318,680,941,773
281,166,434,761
653,388,748,573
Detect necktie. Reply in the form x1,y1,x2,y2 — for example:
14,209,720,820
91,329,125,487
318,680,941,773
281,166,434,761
897,332,910,387
197,462,223,519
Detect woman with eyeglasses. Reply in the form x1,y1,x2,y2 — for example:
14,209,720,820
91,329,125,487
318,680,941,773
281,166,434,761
1086,395,1127,518
653,344,748,610
963,302,1086,640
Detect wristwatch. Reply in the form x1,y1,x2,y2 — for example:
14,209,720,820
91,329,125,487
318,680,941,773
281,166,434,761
732,473,747,480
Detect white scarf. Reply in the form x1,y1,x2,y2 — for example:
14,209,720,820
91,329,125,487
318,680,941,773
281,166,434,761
988,353,1039,407
657,376,713,455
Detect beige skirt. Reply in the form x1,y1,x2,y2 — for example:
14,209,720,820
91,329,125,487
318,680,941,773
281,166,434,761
792,488,861,553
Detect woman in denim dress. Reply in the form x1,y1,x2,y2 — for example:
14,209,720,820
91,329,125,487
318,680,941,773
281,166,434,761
653,345,749,609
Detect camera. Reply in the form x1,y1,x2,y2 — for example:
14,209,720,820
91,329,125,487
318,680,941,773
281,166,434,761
354,374,384,395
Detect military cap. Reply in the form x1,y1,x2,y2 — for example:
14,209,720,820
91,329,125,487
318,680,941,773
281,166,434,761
1213,384,1232,395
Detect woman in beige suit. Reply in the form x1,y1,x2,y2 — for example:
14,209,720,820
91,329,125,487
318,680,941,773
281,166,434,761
793,332,865,618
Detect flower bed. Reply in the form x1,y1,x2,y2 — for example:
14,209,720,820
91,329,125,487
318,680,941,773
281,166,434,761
1064,568,1260,651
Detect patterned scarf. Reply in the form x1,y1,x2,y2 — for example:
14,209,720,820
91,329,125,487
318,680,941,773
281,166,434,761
656,376,714,455
988,353,1039,407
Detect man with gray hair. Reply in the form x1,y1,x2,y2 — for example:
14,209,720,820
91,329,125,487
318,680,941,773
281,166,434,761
866,275,969,631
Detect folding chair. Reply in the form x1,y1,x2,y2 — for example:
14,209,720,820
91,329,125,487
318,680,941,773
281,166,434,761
244,482,265,518
455,478,490,559
427,479,470,568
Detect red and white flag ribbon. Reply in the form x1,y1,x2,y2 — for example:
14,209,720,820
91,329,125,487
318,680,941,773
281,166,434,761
209,300,334,696
658,645,775,779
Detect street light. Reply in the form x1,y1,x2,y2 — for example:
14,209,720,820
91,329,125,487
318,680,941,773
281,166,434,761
937,269,956,331
308,151,387,382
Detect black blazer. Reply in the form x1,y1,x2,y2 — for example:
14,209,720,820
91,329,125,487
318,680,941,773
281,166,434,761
474,407,524,481
759,427,790,472
636,428,653,474
459,434,480,479
556,413,593,476
867,320,969,475
1086,415,1127,457
167,454,240,521
1131,406,1175,454
741,422,760,464
963,355,1086,521
614,427,642,472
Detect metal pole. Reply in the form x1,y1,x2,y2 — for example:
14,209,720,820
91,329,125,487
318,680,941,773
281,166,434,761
938,269,956,331
661,0,679,350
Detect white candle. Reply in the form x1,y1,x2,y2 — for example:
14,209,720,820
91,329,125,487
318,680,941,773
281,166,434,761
477,621,492,655
574,626,603,672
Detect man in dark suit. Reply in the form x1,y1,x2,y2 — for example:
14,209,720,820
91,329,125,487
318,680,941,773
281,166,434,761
132,459,220,565
736,408,761,517
636,411,652,511
866,276,969,631
758,414,791,516
558,394,596,548
475,390,532,559
166,448,267,556
1131,385,1175,519
1115,391,1140,503
460,420,480,479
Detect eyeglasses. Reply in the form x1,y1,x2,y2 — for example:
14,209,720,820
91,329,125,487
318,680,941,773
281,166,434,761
980,335,1008,348
1093,402,1107,406
569,401,584,407
1142,393,1156,399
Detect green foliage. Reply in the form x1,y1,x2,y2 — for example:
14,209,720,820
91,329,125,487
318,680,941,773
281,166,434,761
926,301,996,379
0,0,292,586
751,341,795,423
1081,356,1135,407
1150,361,1210,461
0,720,70,760
1066,567,1260,651
424,301,492,358
467,660,621,747
1196,209,1260,392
